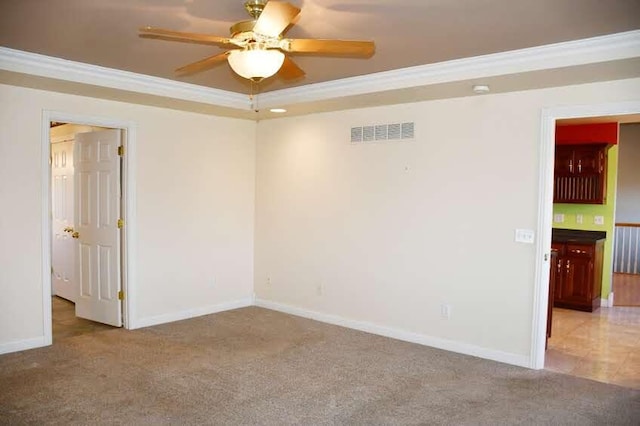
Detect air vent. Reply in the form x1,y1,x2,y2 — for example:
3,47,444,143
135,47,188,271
351,122,414,143
375,125,388,140
350,127,363,143
363,126,375,142
388,123,401,140
401,122,414,139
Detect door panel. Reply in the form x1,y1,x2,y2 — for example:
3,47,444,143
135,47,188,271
51,140,76,302
554,146,574,174
74,129,122,327
564,256,592,302
574,147,602,174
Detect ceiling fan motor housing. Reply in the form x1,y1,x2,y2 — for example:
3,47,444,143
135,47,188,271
230,20,257,37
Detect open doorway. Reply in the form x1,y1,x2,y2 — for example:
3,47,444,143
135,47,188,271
42,112,136,346
544,118,640,387
50,122,122,341
531,101,640,385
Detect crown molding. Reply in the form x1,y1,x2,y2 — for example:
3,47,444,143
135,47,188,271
1,30,639,115
0,47,249,110
259,30,640,108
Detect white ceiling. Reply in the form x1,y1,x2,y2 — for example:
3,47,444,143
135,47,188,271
1,0,639,96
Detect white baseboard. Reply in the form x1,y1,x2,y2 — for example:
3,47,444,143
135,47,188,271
601,292,614,308
3,298,531,369
0,336,48,355
133,298,254,329
254,299,530,368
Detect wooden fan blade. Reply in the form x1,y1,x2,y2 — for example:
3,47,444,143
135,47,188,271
139,27,238,48
176,52,230,76
278,57,305,80
253,1,301,38
284,39,375,57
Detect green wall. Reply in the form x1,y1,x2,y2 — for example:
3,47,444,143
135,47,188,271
552,145,618,300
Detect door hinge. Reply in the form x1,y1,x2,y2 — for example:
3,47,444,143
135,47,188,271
118,290,124,300
117,218,124,229
117,145,125,156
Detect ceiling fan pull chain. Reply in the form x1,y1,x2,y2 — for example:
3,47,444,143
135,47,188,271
256,81,262,113
249,80,260,113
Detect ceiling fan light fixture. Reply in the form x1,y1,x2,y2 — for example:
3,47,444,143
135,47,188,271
228,48,285,81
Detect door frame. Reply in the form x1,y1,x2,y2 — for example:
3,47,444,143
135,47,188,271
41,111,138,344
530,100,640,369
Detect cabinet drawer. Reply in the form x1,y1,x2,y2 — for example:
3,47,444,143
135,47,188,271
566,244,594,257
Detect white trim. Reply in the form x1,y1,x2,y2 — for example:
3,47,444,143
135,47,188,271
41,113,53,346
41,111,137,349
255,299,530,368
121,125,138,330
601,292,614,308
135,298,254,329
1,31,639,113
531,101,640,370
259,30,640,108
0,47,248,110
0,337,49,355
529,108,556,370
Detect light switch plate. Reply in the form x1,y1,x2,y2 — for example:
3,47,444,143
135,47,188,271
594,215,605,225
515,229,535,244
576,214,584,224
554,214,565,223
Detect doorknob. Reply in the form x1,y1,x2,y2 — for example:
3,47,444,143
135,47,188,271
63,227,74,233
72,232,79,239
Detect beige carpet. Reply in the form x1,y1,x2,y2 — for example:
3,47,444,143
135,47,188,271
1,307,639,425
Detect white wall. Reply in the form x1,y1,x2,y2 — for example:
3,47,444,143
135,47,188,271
0,83,256,350
2,76,639,364
254,78,640,364
616,123,640,223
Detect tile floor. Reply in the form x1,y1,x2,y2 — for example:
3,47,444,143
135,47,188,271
52,296,114,341
545,306,640,389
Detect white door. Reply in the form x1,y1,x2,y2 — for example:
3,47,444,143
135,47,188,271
51,140,76,302
74,129,122,327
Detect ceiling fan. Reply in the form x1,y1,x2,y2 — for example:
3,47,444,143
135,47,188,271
139,0,375,82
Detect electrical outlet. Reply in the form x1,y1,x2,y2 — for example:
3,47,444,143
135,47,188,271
440,304,451,319
576,214,583,224
266,277,271,286
594,216,604,225
554,214,565,223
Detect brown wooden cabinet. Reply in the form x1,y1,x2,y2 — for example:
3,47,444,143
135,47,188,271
554,144,609,204
551,239,604,312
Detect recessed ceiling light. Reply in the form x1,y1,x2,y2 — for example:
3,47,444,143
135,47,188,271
270,108,287,113
472,84,490,94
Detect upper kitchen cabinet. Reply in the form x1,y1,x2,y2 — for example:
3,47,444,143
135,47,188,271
553,143,609,204
553,123,618,204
